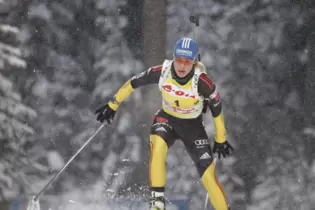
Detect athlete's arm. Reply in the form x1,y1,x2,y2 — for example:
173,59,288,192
108,65,162,110
198,73,226,143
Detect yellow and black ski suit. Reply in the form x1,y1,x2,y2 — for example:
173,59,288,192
107,61,229,210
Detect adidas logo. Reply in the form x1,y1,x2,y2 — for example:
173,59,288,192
200,152,211,160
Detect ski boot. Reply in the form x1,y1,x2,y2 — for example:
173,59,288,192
149,191,165,210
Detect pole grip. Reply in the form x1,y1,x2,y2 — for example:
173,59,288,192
190,15,199,26
190,15,201,61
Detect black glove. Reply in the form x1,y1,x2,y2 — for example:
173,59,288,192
212,141,234,159
95,104,116,124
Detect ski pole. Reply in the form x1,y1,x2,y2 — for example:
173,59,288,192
33,124,105,201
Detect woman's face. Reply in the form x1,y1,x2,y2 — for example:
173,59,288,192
173,57,195,78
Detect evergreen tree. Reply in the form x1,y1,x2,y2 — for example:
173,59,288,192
90,0,146,197
249,1,315,209
18,0,145,202
0,0,38,200
19,0,99,194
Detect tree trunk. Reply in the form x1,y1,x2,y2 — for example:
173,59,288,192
140,0,167,121
126,0,167,196
142,0,167,67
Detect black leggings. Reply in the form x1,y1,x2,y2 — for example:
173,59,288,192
150,109,214,176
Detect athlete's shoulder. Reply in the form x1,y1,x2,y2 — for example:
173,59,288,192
161,59,173,69
130,64,163,88
199,73,215,89
150,65,163,72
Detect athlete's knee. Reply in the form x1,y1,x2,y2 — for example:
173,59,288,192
150,135,168,165
201,160,215,179
201,162,229,210
150,135,168,187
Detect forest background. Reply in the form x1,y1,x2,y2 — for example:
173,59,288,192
1,0,315,209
